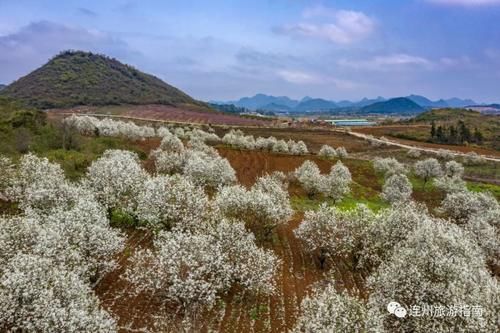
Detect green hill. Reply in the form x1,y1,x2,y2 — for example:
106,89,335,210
405,108,500,149
1,50,207,109
361,97,424,114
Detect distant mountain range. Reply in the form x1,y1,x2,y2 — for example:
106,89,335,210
213,93,480,115
0,84,5,91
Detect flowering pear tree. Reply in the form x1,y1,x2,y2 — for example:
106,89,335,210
32,195,125,280
6,153,81,214
126,230,232,307
381,174,412,203
0,155,15,199
292,284,367,333
360,202,427,271
1,194,125,282
206,220,279,294
436,148,454,160
255,136,278,151
318,145,337,159
293,160,324,198
272,139,289,153
152,149,186,174
289,140,309,155
294,204,372,269
444,160,464,178
136,175,210,231
0,254,116,333
414,158,442,188
373,157,407,177
463,151,486,165
215,172,293,237
407,148,421,158
367,218,498,332
336,147,348,159
434,175,467,193
325,161,352,201
84,150,148,213
159,133,184,152
434,161,466,193
439,190,498,223
183,150,236,189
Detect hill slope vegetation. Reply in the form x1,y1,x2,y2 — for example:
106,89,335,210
1,51,206,109
361,97,424,114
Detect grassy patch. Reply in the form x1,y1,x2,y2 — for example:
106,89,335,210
467,181,500,199
291,183,388,213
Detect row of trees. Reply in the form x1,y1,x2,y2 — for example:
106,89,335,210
430,120,484,145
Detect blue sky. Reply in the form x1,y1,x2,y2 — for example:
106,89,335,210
1,0,499,102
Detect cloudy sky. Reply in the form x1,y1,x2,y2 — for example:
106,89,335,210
1,0,499,102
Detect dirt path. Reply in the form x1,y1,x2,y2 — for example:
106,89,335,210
346,130,500,162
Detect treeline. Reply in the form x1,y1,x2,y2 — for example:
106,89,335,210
430,120,483,145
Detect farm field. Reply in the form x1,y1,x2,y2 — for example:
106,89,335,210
89,138,498,332
1,111,499,333
48,104,276,127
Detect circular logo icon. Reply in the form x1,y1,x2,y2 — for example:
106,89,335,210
387,301,400,314
394,306,407,318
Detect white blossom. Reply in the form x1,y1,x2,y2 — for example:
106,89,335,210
6,153,81,214
136,175,210,231
292,284,367,333
290,140,309,155
444,160,464,178
159,134,184,153
318,145,337,159
0,155,15,198
206,220,279,294
183,150,236,189
295,204,372,269
272,139,289,153
367,218,498,332
434,175,467,193
84,150,148,212
373,157,407,178
436,148,454,160
151,149,186,174
463,151,486,165
325,161,352,201
126,230,232,307
414,158,442,188
360,202,427,271
336,147,348,159
439,190,499,223
215,172,293,236
0,254,116,333
293,160,325,197
381,173,412,203
406,148,421,158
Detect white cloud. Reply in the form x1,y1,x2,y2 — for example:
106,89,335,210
276,69,357,89
338,53,432,70
426,0,500,6
439,56,472,67
277,70,323,84
276,8,375,44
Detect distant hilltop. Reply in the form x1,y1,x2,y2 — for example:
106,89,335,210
0,50,208,110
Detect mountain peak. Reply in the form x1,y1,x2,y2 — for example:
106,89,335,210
1,50,204,109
